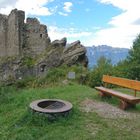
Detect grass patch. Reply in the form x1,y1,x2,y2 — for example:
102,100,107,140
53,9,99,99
0,85,140,140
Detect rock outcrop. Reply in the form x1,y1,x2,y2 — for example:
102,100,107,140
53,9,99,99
0,38,88,83
35,39,88,77
51,37,67,47
61,40,88,67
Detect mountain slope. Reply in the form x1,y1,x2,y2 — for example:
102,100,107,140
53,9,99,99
86,45,129,68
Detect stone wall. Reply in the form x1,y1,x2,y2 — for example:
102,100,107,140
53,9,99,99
25,18,50,56
0,9,25,57
6,9,25,56
0,14,7,57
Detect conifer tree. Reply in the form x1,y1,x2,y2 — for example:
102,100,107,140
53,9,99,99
127,34,140,80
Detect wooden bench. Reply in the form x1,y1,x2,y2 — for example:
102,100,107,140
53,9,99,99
95,75,140,110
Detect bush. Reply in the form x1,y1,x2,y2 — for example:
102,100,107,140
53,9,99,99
31,66,68,87
14,76,36,88
30,65,89,87
22,56,35,67
112,60,129,78
87,56,113,87
45,67,67,83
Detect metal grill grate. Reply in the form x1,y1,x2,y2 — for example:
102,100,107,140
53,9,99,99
45,102,64,109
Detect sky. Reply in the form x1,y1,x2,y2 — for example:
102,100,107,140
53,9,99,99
0,0,140,48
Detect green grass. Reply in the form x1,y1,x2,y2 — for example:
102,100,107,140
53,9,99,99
0,84,140,140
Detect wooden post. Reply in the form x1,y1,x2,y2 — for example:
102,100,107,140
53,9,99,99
119,100,136,110
134,90,137,97
104,83,107,88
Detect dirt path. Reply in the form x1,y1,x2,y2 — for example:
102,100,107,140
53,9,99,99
80,98,140,119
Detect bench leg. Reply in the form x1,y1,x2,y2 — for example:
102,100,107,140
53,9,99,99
99,91,112,98
119,100,136,110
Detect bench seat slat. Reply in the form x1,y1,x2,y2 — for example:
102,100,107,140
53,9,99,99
95,86,140,104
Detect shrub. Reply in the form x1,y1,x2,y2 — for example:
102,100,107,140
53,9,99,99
14,76,36,88
87,56,113,87
45,67,66,83
30,65,89,87
22,56,35,67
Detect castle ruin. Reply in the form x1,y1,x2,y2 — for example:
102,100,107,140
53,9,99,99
0,9,88,84
0,9,50,57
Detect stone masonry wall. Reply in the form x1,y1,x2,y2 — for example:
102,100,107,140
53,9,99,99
0,9,25,57
0,14,7,57
25,18,50,56
6,9,25,56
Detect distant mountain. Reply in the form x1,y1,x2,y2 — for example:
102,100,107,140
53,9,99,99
86,45,129,68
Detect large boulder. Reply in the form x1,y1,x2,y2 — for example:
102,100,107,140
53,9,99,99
51,37,67,48
61,40,88,67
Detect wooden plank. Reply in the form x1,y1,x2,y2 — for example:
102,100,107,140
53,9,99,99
95,86,140,104
102,75,140,91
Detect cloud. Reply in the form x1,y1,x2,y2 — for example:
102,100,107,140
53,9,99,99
85,25,140,48
58,12,68,16
63,2,73,13
0,0,54,16
90,0,140,48
58,2,73,16
0,0,17,8
133,18,140,25
99,0,139,11
48,26,92,43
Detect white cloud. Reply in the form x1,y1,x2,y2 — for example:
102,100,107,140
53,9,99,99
90,0,140,48
48,26,92,43
0,0,54,16
58,2,73,16
84,25,140,48
63,2,73,13
99,0,139,11
0,0,17,8
58,12,68,16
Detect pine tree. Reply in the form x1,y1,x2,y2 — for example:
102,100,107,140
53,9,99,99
127,34,140,80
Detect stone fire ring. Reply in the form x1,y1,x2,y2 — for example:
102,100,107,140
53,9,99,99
29,99,73,114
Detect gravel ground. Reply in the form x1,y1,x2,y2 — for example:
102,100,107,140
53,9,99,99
80,98,140,119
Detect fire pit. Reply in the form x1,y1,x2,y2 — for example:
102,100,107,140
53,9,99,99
29,99,72,120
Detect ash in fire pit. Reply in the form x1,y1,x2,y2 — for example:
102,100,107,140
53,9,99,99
29,99,72,120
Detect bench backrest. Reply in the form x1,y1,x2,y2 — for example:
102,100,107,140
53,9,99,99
102,75,140,91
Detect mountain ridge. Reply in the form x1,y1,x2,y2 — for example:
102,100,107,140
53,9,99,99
86,45,129,68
